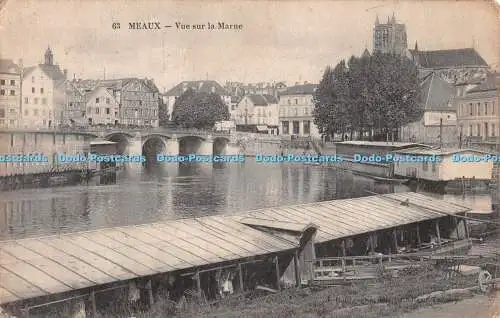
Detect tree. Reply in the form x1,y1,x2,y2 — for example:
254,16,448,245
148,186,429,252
313,52,422,141
171,88,230,129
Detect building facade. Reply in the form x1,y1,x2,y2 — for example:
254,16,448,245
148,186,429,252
84,86,120,126
373,13,408,56
0,59,21,129
74,77,160,127
165,80,231,121
233,94,279,134
21,48,68,129
279,84,320,138
456,74,499,141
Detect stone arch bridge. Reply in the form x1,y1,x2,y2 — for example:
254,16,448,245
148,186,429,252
87,129,241,159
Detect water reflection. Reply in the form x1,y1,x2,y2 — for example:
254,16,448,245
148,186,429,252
0,161,494,240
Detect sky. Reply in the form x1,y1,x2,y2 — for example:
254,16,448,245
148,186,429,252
0,0,498,92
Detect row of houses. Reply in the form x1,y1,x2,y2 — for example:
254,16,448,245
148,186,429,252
0,48,162,130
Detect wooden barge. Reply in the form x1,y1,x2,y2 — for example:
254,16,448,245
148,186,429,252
0,192,474,317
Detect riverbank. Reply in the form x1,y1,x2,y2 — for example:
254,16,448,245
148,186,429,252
89,263,491,317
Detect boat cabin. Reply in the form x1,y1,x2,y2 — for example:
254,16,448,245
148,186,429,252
335,141,430,159
391,147,493,182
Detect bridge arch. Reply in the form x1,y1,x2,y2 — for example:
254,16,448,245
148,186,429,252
142,135,168,164
178,135,207,155
104,133,134,154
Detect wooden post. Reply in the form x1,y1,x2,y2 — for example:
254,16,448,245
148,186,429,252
454,217,460,239
90,290,97,317
464,219,470,239
274,256,281,291
416,224,422,248
146,280,154,307
341,240,346,272
238,263,244,292
369,234,375,253
195,270,201,294
392,229,398,253
293,251,301,288
435,220,442,246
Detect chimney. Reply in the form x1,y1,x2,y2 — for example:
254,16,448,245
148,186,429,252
63,69,68,78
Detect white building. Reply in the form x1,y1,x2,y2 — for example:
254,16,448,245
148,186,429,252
84,86,120,126
279,83,320,137
21,47,68,129
233,94,279,134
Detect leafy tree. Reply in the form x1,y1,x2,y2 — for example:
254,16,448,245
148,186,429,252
314,52,422,141
171,88,230,129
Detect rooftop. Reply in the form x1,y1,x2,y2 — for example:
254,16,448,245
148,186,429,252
392,147,488,156
165,80,228,96
409,48,488,69
281,83,318,96
233,192,470,244
419,72,456,111
0,59,20,74
246,94,279,106
336,141,430,148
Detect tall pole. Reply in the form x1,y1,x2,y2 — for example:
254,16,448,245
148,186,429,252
439,118,443,149
459,124,463,149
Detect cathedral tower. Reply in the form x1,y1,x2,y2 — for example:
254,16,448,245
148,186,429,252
373,13,408,55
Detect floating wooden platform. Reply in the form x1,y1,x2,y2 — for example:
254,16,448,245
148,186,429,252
0,192,472,305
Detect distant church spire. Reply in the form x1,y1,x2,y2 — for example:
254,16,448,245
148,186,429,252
414,41,419,51
375,14,379,25
44,46,53,65
391,12,396,24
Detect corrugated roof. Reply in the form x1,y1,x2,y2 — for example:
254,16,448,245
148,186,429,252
409,48,488,69
238,218,317,233
234,192,470,244
0,215,297,305
392,147,488,156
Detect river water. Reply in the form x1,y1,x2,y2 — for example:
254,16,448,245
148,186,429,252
0,162,497,244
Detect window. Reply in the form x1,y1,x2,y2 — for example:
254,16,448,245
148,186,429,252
0,108,5,118
9,90,15,96
34,109,39,116
153,110,157,116
0,90,4,95
10,80,15,86
0,80,4,85
304,107,308,115
31,87,35,93
96,98,100,103
292,121,300,134
477,103,481,115
106,98,110,104
42,98,47,105
477,124,481,136
287,99,291,105
492,124,496,137
303,120,310,135
294,108,298,116
106,108,110,114
422,161,428,171
485,102,488,115
9,120,14,125
40,88,44,94
34,98,39,104
469,125,472,136
282,121,289,134
24,97,29,104
295,99,298,105
96,108,100,114
469,103,473,115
